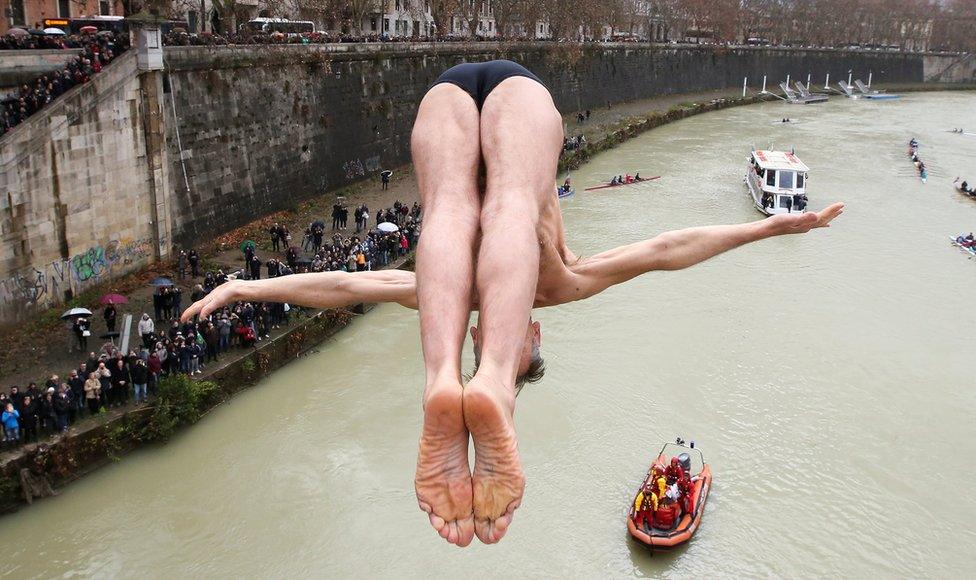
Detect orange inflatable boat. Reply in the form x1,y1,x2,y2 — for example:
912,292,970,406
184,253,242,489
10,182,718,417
627,440,712,549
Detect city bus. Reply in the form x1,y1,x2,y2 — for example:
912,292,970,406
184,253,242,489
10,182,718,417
68,15,125,35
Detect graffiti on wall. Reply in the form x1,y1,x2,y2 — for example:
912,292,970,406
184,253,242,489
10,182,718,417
342,155,381,180
0,237,154,322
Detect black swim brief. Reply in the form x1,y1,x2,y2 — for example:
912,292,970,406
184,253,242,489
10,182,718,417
431,59,547,110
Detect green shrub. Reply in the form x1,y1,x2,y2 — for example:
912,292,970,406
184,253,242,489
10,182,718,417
141,375,219,442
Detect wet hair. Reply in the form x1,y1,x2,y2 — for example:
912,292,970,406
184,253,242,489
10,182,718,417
471,342,546,396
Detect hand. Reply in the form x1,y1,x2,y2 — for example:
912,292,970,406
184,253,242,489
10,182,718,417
180,280,243,322
768,202,845,235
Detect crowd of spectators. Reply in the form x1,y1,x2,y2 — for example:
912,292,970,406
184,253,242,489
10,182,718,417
162,30,558,47
1,197,422,450
281,200,422,273
1,33,128,137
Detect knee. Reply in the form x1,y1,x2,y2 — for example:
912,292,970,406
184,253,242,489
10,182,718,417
481,196,539,230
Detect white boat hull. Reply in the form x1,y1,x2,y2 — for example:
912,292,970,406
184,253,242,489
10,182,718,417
745,172,807,216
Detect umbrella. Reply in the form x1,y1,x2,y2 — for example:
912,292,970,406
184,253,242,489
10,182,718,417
380,170,393,178
96,30,114,37
240,240,256,252
149,277,174,287
27,28,44,35
377,222,399,233
79,25,98,34
100,293,128,305
43,27,66,36
312,220,325,228
61,307,93,319
6,28,28,37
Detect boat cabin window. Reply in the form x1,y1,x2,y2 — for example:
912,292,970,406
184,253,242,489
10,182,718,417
779,171,795,190
797,173,805,188
779,195,794,210
766,170,776,187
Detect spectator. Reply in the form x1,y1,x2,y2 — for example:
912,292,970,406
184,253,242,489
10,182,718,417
139,313,155,349
84,372,101,414
2,402,21,445
131,359,149,404
104,303,117,333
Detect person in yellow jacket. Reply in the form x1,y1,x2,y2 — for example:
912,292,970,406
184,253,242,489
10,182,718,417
633,483,658,530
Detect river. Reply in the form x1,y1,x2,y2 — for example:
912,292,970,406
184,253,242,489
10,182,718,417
3,91,975,578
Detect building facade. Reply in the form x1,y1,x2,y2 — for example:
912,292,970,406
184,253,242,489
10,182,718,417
2,0,122,34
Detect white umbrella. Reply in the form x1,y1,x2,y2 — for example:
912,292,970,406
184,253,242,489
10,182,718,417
377,222,399,233
43,27,66,35
61,307,93,319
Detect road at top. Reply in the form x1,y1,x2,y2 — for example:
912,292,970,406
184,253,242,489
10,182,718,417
2,91,975,578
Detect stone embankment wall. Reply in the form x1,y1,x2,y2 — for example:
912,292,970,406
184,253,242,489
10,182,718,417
0,51,167,324
1,42,969,325
163,43,928,246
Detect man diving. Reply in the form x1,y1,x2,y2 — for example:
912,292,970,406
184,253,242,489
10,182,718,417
182,60,845,548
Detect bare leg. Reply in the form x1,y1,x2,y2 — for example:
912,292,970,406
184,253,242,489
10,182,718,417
411,84,481,547
464,77,563,543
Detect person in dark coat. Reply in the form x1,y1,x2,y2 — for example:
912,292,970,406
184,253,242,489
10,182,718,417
69,370,86,416
250,255,262,280
19,396,38,442
103,303,117,333
53,388,71,433
38,392,56,435
130,358,149,404
111,359,130,407
188,249,200,277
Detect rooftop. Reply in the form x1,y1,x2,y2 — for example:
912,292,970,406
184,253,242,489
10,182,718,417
753,150,810,172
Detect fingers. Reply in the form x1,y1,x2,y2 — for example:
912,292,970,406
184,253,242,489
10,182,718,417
180,301,198,323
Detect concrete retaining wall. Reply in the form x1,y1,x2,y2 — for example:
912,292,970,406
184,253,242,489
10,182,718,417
0,51,161,322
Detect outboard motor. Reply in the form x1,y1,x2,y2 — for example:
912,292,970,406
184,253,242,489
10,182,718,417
678,453,692,474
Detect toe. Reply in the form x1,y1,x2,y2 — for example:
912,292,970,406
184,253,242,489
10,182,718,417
456,515,475,547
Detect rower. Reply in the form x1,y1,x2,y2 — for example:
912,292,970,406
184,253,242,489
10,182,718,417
610,176,618,185
634,172,642,181
625,174,633,183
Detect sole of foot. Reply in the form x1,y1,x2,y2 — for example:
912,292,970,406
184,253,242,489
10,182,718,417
414,382,475,547
463,375,524,545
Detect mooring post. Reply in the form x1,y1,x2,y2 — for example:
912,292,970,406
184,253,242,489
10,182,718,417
806,73,811,89
825,72,831,89
761,75,767,93
743,77,748,97
786,73,791,86
848,70,853,86
868,71,873,88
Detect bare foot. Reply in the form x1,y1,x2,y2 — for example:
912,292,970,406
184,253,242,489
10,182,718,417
463,374,525,544
415,381,475,547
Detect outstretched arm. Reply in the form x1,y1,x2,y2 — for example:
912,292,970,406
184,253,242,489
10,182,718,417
564,203,845,303
180,269,418,321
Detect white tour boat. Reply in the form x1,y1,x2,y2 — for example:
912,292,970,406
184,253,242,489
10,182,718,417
745,149,810,216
